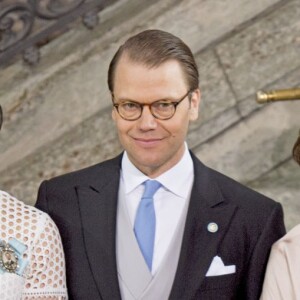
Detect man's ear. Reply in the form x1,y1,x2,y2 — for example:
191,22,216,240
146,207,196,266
111,92,117,122
112,108,117,121
189,88,201,121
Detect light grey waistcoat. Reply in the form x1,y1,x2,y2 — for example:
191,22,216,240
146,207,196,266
116,190,189,300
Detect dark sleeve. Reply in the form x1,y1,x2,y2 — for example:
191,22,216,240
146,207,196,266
35,180,50,214
243,203,286,300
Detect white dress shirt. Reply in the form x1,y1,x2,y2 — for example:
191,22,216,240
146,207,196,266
119,143,194,274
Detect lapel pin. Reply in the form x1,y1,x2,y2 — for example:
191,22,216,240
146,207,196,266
207,222,218,233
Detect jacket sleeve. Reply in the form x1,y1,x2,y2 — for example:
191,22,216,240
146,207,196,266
35,180,50,214
243,203,286,300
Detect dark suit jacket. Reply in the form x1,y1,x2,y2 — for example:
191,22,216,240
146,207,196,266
36,152,285,300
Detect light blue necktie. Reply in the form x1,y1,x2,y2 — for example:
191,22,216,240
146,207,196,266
134,180,161,271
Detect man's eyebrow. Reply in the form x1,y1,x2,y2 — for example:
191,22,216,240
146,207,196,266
115,97,138,102
114,96,178,102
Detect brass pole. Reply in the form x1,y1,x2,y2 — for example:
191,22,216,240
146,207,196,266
255,87,300,164
256,88,300,104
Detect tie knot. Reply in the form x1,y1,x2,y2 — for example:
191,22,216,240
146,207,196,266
142,180,161,199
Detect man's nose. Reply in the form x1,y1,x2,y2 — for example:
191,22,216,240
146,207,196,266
137,105,158,130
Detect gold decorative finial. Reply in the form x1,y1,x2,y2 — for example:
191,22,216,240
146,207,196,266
256,88,300,104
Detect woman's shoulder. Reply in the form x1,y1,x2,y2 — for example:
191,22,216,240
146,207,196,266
0,189,47,217
0,190,53,246
273,224,300,251
282,224,300,241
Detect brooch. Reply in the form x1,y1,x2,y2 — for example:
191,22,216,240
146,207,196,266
0,238,29,276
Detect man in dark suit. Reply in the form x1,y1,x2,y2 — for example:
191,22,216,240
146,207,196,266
36,29,285,299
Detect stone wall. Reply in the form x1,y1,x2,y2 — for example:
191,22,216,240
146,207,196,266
0,0,299,229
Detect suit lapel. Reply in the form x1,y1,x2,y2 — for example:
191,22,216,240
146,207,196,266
76,156,122,299
170,153,237,299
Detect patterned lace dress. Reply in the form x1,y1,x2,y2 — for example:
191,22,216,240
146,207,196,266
0,190,67,299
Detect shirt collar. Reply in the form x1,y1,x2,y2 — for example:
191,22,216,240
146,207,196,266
121,152,148,194
121,143,194,198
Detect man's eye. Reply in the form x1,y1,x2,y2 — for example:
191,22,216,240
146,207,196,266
154,102,173,110
122,102,139,110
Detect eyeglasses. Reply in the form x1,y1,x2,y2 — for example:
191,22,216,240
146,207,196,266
113,90,192,121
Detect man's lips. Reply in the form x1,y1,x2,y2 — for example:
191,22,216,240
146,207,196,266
133,137,163,147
